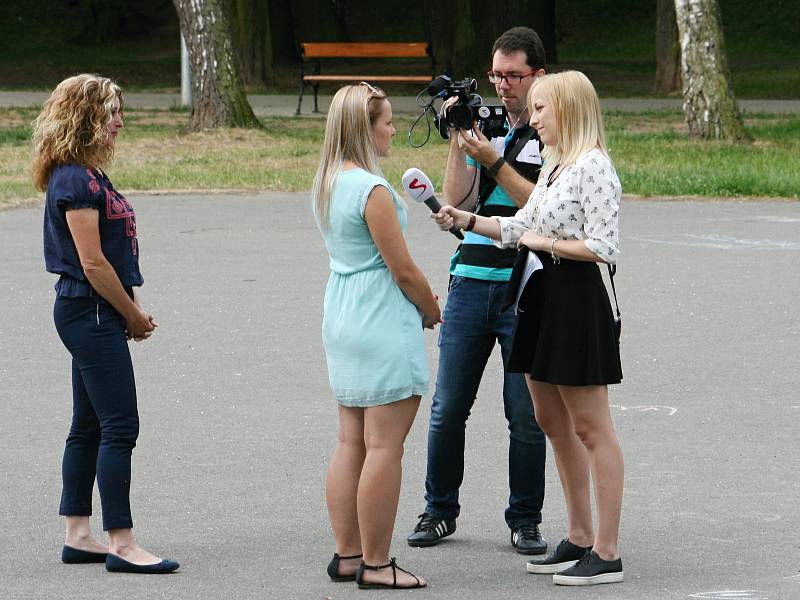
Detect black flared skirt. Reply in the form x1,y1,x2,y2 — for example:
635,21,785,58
507,251,623,385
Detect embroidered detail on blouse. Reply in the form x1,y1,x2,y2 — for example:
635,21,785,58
494,148,621,263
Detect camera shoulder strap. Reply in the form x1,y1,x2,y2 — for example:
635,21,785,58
476,127,537,213
607,264,621,319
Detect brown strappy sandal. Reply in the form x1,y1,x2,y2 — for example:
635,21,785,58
327,552,363,582
356,557,426,590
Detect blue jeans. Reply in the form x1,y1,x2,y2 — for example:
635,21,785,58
424,276,546,528
54,296,139,531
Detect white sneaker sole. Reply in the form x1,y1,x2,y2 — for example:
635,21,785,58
526,559,579,574
552,571,624,585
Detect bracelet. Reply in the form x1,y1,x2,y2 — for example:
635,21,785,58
550,238,561,264
464,214,477,232
486,157,506,179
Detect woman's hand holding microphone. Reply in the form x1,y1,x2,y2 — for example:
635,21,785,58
432,206,472,233
432,207,554,257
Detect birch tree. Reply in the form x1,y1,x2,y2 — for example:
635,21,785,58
173,0,260,130
674,0,749,141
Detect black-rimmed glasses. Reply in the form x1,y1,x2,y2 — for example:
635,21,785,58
487,71,537,85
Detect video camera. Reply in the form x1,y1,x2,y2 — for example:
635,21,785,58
427,75,508,140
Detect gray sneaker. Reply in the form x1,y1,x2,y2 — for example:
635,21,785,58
552,550,623,586
526,538,592,574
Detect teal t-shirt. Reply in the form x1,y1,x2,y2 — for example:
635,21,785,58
452,129,516,281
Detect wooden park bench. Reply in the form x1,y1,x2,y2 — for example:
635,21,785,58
296,42,434,114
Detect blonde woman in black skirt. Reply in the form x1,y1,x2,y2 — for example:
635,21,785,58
433,70,624,586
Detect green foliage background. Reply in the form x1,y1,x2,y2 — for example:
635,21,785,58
0,0,798,97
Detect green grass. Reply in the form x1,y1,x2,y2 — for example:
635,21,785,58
2,108,798,209
604,111,800,197
616,142,799,197
0,126,31,145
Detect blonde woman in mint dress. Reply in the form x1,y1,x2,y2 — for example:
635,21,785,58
312,83,440,590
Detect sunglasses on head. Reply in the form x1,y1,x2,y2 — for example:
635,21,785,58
359,81,385,97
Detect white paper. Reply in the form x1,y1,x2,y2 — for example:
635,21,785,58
492,136,505,155
516,140,543,165
514,250,543,314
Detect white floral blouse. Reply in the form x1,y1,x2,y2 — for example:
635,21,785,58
494,148,621,263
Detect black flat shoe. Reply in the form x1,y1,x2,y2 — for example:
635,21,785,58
327,552,363,582
356,557,425,590
61,545,108,564
105,553,180,574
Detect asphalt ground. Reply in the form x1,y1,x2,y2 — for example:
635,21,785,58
1,194,799,600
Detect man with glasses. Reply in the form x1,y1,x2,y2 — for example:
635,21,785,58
407,27,548,555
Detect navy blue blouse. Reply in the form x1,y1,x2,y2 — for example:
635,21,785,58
43,163,143,297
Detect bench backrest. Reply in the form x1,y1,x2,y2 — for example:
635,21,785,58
300,42,430,59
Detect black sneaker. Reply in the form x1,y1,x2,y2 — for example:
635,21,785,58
406,512,456,547
526,538,592,574
552,550,623,586
510,524,547,555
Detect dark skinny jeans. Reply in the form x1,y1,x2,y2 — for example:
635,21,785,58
54,295,139,531
424,276,546,528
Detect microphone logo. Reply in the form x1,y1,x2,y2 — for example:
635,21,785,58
408,178,427,194
401,166,464,240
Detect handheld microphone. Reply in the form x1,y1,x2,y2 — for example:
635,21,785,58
402,167,464,240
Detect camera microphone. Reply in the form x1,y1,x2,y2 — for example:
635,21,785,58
426,74,452,97
401,168,464,240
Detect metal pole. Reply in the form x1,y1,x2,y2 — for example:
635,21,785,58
181,34,192,107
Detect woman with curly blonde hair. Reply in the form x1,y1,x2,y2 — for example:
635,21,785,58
34,74,178,574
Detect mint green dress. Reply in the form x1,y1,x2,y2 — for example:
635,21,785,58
318,168,429,407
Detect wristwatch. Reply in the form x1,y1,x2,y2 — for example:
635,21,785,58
485,157,506,179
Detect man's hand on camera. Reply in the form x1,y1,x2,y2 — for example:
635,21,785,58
438,97,459,123
457,123,500,168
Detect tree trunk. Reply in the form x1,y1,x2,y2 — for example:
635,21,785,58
424,0,459,77
224,0,275,86
526,0,557,64
674,0,749,141
260,1,275,84
290,0,348,41
653,0,681,94
424,0,555,80
330,0,350,40
173,0,260,130
73,0,174,43
267,0,297,65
